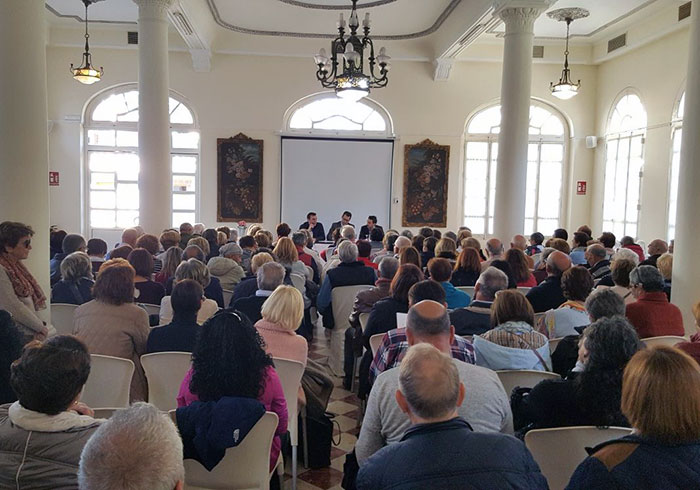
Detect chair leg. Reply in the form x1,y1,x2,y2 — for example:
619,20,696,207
292,445,298,490
301,408,309,468
350,355,358,393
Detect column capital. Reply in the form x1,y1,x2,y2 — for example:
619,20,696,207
493,0,555,29
132,0,174,17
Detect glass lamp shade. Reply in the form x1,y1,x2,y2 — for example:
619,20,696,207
71,65,103,85
551,82,579,100
336,74,370,101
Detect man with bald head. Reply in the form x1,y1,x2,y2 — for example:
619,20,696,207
357,343,546,489
640,239,668,267
585,243,612,285
356,300,513,467
526,250,572,313
481,238,505,271
511,234,535,268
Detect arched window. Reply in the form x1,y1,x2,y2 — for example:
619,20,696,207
463,101,568,235
668,91,685,241
84,85,199,232
603,91,647,239
284,92,393,135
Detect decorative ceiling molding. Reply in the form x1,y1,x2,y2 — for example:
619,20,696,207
45,4,137,25
206,0,462,40
277,0,397,9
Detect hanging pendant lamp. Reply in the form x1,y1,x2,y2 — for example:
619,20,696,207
547,7,589,100
70,0,103,85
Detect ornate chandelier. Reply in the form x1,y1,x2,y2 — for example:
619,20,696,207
547,7,589,100
70,0,103,85
314,0,390,101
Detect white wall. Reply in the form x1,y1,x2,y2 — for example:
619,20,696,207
47,44,596,239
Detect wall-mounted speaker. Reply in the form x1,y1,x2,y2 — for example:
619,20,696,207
585,136,598,149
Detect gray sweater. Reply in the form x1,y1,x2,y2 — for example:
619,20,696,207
356,358,514,465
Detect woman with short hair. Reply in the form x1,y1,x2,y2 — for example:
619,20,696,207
599,258,637,305
160,258,219,325
128,248,166,305
0,336,102,488
538,266,594,338
451,246,481,287
398,246,422,270
567,346,700,488
177,312,287,471
51,251,94,305
505,248,537,287
434,237,458,262
0,221,49,341
255,285,308,366
273,236,309,285
73,259,150,401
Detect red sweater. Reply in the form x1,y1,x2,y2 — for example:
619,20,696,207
625,291,684,339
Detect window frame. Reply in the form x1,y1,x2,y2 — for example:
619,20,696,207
82,83,200,235
667,90,685,241
462,99,570,237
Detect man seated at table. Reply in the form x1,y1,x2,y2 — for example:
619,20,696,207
359,215,384,241
298,211,325,243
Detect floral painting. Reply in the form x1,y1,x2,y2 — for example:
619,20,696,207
217,133,264,222
402,139,450,227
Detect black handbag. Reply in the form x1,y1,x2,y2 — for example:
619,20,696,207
298,411,340,469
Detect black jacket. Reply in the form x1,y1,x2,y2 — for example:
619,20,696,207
362,297,409,348
359,225,384,240
449,300,492,336
230,294,268,325
526,275,566,313
51,278,94,305
326,220,354,241
231,276,257,307
147,316,199,353
450,268,480,287
299,221,325,242
167,276,225,308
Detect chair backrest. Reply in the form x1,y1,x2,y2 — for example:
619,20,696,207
81,354,134,408
92,407,120,419
549,337,564,353
496,369,560,397
183,411,279,490
139,303,161,317
51,303,78,336
358,312,370,332
525,426,633,490
222,289,234,308
331,285,372,332
272,357,304,446
642,335,688,348
289,273,305,292
369,333,384,357
140,352,192,411
456,286,476,297
517,287,531,294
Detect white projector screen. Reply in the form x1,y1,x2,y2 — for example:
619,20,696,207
280,137,394,238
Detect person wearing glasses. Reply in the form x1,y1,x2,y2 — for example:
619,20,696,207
0,221,50,342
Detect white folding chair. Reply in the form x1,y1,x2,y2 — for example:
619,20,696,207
51,303,78,336
141,351,192,411
525,426,633,490
396,312,407,328
182,411,280,490
496,369,560,397
329,285,373,376
517,287,531,294
92,407,120,419
81,354,134,408
456,286,475,297
289,273,306,292
222,289,234,308
358,312,370,332
139,303,161,317
273,358,305,489
549,337,564,353
642,335,688,348
369,333,384,357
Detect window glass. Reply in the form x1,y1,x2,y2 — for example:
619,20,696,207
668,92,685,240
288,95,388,132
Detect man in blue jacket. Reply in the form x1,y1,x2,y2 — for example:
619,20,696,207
357,343,548,490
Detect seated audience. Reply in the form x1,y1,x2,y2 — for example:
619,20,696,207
349,256,398,330
179,222,194,248
292,231,320,282
538,266,593,338
177,311,287,470
596,247,639,287
0,336,101,488
230,251,274,305
510,234,535,269
450,267,509,336
577,224,593,237
157,230,180,260
147,279,203,353
369,227,385,252
490,260,518,289
359,301,512,468
620,235,645,262
78,402,184,490
369,281,475,384
120,227,141,248
569,231,590,265
567,347,700,489
411,235,424,253
640,238,668,267
481,238,505,271
160,258,219,325
505,248,537,287
598,258,637,304
547,237,571,255
273,236,308,286
371,231,398,263
51,251,94,305
598,231,617,257
391,235,412,259
451,246,481,287
428,257,470,309
255,285,308,365
526,232,545,256
231,261,286,325
50,228,67,259
357,343,546,489
626,265,684,338
526,250,571,313
154,245,183,285
0,221,49,341
207,242,245,291
356,239,379,271
657,252,673,300
50,233,86,285
434,237,458,263
677,301,700,365
397,245,421,270
109,244,133,260
86,237,107,275
170,245,224,307
202,228,220,261
553,228,568,241
239,235,258,274
586,243,612,285
516,317,640,433
419,236,438,265
73,259,150,401
129,248,165,305
474,290,551,371
135,233,163,273
531,247,554,284
0,311,23,404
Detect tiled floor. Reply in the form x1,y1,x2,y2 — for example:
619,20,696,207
285,322,362,490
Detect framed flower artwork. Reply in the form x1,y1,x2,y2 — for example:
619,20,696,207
217,133,264,222
402,139,450,227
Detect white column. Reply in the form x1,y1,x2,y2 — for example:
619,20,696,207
672,1,700,334
492,1,553,240
0,1,51,303
134,0,173,233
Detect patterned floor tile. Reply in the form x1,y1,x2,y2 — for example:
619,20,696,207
327,400,359,415
297,467,344,488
